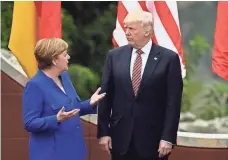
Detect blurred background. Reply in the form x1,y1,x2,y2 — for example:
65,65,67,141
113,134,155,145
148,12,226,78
1,1,227,134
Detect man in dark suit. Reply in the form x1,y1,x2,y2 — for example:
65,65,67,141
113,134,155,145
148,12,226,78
97,10,183,160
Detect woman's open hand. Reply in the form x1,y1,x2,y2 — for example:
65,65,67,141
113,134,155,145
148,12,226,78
90,87,106,106
57,107,80,122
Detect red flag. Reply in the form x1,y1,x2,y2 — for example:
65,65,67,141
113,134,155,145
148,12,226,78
35,1,62,39
212,2,228,80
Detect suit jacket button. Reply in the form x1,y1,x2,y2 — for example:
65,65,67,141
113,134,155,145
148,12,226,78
76,125,80,128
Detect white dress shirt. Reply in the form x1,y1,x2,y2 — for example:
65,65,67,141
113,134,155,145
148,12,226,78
130,40,172,145
130,40,152,80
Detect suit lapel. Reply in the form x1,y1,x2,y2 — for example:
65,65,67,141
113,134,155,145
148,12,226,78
61,73,81,101
121,45,135,99
59,74,69,96
38,70,68,97
137,43,161,94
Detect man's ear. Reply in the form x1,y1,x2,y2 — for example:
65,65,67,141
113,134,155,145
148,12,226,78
145,26,153,37
145,31,150,37
145,28,150,37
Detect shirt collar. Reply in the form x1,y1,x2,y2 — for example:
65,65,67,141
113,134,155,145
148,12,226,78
132,40,152,55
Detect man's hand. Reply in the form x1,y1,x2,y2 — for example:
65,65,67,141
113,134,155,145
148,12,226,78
99,136,112,154
158,141,172,158
57,107,80,122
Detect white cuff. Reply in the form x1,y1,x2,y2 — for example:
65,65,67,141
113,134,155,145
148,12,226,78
160,140,173,145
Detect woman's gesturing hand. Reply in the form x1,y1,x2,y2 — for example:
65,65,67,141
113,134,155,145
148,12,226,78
57,107,80,122
90,87,106,106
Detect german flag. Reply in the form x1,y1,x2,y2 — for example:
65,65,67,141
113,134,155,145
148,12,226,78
8,1,62,78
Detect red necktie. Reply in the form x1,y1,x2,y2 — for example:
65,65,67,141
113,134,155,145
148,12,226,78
132,49,143,96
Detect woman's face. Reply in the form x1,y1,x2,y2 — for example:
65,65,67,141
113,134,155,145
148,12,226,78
53,51,70,72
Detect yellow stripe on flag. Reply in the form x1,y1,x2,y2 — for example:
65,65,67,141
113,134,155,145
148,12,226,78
8,2,38,78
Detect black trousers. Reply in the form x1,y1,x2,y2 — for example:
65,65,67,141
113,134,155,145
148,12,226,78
111,137,169,160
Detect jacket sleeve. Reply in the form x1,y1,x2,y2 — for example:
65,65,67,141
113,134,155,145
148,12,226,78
23,81,60,133
77,99,97,116
97,51,114,138
161,53,183,144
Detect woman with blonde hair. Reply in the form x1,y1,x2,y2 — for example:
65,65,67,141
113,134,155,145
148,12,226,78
23,38,105,160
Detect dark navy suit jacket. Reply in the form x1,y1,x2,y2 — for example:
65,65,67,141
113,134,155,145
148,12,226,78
23,70,96,160
98,43,183,158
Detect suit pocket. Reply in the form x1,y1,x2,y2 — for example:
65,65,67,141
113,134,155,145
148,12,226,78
50,104,63,111
110,115,123,127
49,100,69,113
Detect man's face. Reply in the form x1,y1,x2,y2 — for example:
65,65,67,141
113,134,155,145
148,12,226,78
124,21,146,48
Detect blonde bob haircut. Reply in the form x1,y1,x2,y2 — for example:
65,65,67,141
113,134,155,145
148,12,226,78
34,38,68,70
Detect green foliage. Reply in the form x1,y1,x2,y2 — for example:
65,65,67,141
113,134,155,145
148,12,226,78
195,82,228,120
184,33,211,76
1,2,13,49
181,79,204,112
84,3,117,75
181,80,191,112
62,2,117,76
62,8,77,54
181,34,210,112
181,33,228,120
68,64,100,101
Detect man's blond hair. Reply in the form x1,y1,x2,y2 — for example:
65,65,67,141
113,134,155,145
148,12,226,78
124,10,153,34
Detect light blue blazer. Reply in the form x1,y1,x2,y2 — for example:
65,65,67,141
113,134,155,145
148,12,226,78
22,70,96,160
